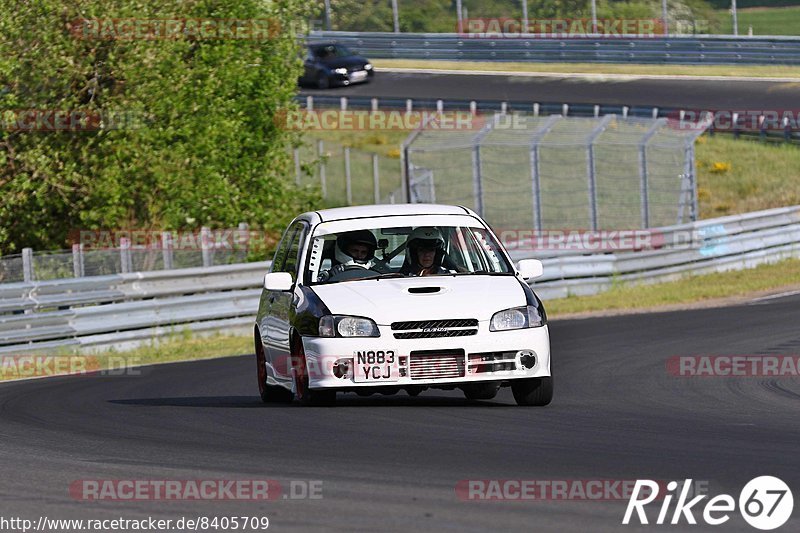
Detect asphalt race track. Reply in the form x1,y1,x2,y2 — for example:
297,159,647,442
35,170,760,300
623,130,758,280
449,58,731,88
300,70,800,109
1,293,799,532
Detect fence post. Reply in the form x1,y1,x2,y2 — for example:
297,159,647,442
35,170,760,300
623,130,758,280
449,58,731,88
201,226,212,267
72,243,85,278
119,237,132,273
586,115,613,231
638,119,665,229
22,247,34,282
293,148,301,186
317,139,327,198
529,115,561,232
162,231,174,270
372,153,380,204
344,146,352,205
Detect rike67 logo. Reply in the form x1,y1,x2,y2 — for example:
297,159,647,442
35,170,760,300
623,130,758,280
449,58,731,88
623,477,793,530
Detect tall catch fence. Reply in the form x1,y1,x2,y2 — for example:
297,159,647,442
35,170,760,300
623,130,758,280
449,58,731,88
403,114,709,231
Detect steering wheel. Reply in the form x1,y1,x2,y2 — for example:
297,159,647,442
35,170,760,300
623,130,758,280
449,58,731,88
328,264,380,281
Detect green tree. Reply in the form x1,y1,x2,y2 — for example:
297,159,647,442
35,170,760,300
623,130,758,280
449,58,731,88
0,0,316,254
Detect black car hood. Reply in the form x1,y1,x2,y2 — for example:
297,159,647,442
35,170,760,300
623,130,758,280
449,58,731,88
318,56,368,69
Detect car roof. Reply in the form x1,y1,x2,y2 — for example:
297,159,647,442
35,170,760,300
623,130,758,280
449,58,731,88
310,204,474,222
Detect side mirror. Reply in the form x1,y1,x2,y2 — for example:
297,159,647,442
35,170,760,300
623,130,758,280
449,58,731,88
516,259,543,280
264,272,294,291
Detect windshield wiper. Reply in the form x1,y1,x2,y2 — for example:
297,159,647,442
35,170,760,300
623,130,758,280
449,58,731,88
362,272,407,280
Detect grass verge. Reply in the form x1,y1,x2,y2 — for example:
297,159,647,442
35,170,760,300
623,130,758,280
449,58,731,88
719,7,800,37
545,257,800,317
373,59,800,79
0,332,252,382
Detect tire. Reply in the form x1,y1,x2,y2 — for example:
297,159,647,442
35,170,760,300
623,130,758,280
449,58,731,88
316,73,330,89
291,338,336,406
462,382,500,401
511,376,553,406
255,332,292,403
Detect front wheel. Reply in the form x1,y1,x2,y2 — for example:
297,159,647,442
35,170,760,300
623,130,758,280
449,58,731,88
255,335,292,403
462,382,500,400
291,340,336,406
511,376,553,406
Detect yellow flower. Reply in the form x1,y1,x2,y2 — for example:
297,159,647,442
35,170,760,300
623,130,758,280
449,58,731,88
710,162,731,173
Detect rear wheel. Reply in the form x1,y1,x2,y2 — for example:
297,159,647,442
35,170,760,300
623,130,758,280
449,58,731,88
511,376,553,406
462,382,500,400
291,338,336,406
255,332,291,403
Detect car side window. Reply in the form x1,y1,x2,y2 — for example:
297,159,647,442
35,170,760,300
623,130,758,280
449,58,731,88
279,222,308,282
270,225,295,274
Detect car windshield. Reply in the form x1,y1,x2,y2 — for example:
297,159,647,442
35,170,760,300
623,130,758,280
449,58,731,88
305,225,513,285
312,44,353,60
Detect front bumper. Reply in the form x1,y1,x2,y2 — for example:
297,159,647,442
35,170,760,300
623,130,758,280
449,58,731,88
301,324,550,389
331,69,373,86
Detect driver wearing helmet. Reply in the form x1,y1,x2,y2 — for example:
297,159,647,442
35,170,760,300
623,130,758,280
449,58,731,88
400,227,451,277
318,229,378,282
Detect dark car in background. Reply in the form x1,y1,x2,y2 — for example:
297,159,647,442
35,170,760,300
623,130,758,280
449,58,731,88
299,43,374,89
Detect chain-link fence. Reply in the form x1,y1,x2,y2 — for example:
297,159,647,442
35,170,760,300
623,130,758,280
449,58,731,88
0,226,252,284
404,113,708,231
292,139,404,205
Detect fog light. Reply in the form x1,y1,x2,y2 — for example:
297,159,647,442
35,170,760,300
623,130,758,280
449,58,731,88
518,350,536,369
333,359,351,379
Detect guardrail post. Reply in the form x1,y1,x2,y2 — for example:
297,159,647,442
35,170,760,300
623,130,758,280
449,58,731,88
372,153,380,204
562,104,569,116
22,247,34,282
470,101,476,115
533,103,539,117
436,99,443,114
406,99,413,114
293,147,301,186
622,106,629,118
201,227,212,267
72,243,85,278
501,102,507,114
306,95,313,112
344,147,352,205
371,98,378,112
594,105,600,117
317,139,327,198
340,97,348,111
120,238,132,273
162,232,174,270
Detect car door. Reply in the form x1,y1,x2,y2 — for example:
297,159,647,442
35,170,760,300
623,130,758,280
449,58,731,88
265,220,308,383
302,48,318,84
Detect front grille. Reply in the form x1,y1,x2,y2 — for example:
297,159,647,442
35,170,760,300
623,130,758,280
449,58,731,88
392,319,477,330
391,319,478,339
409,350,465,380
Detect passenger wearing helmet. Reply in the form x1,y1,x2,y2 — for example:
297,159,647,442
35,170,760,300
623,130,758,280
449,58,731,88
318,229,378,282
400,227,450,276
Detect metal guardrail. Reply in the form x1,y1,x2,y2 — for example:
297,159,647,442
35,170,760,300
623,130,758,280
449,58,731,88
297,95,800,145
1,206,799,353
310,31,800,65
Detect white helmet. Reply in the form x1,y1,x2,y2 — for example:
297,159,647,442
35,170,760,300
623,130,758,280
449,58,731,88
334,229,378,268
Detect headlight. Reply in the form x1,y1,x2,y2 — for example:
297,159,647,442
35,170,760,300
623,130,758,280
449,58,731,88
364,63,373,70
489,305,544,331
319,315,379,337
334,67,348,74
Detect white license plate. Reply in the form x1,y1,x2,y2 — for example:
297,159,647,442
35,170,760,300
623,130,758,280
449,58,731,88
353,350,399,382
350,70,367,81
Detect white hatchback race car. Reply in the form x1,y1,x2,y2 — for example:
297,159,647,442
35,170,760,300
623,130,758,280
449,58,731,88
254,204,551,406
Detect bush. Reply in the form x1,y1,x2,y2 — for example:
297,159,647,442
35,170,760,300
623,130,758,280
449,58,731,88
0,0,318,255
